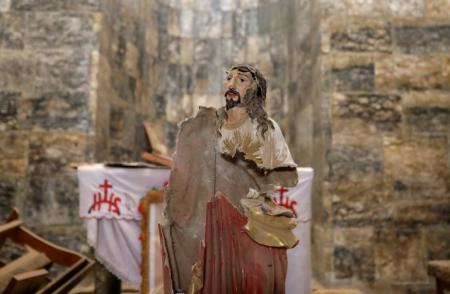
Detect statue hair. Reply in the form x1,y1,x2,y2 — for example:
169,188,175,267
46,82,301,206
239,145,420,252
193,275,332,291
228,64,274,138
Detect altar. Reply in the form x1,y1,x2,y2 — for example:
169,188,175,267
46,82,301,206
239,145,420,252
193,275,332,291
78,164,313,294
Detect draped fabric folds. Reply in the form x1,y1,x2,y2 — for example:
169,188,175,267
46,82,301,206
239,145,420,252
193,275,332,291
201,195,288,294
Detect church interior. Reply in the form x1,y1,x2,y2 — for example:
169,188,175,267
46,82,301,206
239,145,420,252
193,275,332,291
0,0,449,293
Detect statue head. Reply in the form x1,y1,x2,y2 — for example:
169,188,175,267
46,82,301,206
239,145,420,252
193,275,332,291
223,64,273,137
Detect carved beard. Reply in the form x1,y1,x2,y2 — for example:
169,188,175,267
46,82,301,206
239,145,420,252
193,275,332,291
241,86,258,109
224,89,242,110
225,97,241,110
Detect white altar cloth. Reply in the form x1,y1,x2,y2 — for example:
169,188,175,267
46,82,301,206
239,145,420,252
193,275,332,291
78,164,170,285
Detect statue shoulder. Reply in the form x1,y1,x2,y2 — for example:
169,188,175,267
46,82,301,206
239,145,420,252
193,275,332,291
266,118,285,139
178,106,217,127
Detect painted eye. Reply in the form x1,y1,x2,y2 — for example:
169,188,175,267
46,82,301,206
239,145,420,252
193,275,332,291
240,78,245,82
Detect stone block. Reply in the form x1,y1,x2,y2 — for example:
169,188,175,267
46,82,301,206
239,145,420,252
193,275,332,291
312,224,334,281
165,121,179,150
0,12,24,49
387,0,425,17
394,25,450,53
24,12,97,49
168,37,180,63
220,0,238,11
383,135,448,199
28,131,87,171
123,42,140,78
247,35,271,64
19,91,89,131
332,93,402,131
11,0,100,11
109,106,136,144
374,226,428,283
0,0,9,12
26,132,88,223
425,225,450,260
0,132,28,160
0,52,28,91
180,9,193,37
221,11,233,38
27,50,91,94
346,0,386,17
26,171,80,224
241,0,259,9
319,0,347,16
0,91,19,129
167,8,180,37
426,0,450,17
110,144,135,161
331,64,374,92
180,37,193,65
0,156,27,179
331,22,392,52
334,245,374,282
402,90,450,109
393,201,450,225
375,54,449,91
257,4,272,34
194,39,216,63
163,93,185,121
245,8,259,35
0,180,14,218
405,106,450,134
194,11,222,39
145,25,158,57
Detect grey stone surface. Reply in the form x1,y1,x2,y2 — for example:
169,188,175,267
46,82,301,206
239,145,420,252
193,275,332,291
331,26,392,52
395,25,450,53
334,245,375,282
11,0,100,11
387,0,425,17
25,11,97,49
0,180,14,218
0,91,19,127
331,64,374,91
405,107,450,134
0,53,27,91
334,94,402,131
0,13,24,49
28,50,91,94
21,92,89,130
328,146,383,181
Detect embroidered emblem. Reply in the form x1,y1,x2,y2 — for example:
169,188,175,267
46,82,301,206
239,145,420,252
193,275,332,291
273,186,298,217
88,179,121,215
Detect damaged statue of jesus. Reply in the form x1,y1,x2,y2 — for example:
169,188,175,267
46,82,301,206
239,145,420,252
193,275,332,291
160,64,299,294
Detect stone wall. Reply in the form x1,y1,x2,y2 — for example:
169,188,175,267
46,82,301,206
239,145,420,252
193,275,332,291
0,0,101,248
0,0,160,250
315,0,450,293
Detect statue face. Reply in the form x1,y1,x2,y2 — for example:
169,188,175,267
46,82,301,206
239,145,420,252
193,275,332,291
223,69,255,109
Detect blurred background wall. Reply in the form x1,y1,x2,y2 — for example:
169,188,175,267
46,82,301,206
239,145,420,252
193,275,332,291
0,0,448,293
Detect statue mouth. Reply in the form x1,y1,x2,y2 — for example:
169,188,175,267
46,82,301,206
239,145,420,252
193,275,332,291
225,89,240,100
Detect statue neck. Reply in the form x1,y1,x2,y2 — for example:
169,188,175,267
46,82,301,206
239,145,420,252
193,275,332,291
224,107,248,129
